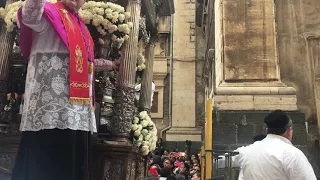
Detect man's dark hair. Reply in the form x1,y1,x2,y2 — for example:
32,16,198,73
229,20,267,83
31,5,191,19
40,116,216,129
162,157,173,165
253,134,267,142
264,110,292,135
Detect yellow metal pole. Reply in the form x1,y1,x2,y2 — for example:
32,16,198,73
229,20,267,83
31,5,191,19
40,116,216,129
205,98,213,179
200,146,205,180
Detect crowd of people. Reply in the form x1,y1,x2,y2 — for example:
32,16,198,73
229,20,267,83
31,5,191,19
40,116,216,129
147,144,201,180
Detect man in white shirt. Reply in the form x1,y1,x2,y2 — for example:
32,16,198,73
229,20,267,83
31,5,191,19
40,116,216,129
242,110,317,180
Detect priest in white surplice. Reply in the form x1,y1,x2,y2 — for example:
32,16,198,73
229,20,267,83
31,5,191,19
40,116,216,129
242,110,317,180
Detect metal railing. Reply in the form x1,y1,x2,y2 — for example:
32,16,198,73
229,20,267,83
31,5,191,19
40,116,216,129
204,149,240,180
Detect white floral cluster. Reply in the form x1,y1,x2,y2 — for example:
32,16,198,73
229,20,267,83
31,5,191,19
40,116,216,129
79,1,132,47
131,111,157,156
0,1,23,32
0,1,131,49
136,52,146,71
0,0,57,32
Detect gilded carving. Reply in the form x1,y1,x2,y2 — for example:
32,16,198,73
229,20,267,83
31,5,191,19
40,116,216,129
70,82,90,88
75,45,84,73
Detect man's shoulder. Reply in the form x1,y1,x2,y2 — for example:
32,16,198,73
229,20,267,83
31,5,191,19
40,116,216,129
282,144,305,157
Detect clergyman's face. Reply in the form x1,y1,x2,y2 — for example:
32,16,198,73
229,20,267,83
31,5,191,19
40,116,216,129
62,0,85,11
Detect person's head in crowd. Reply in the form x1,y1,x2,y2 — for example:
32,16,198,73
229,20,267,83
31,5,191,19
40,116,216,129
192,159,199,164
150,154,162,167
160,167,172,177
193,165,200,172
175,174,186,180
150,164,161,174
163,157,173,169
175,161,182,168
180,162,190,174
167,175,177,180
163,149,170,156
154,149,161,156
253,133,267,142
191,154,199,161
178,156,184,162
184,155,192,166
192,163,200,169
190,164,200,176
147,174,158,180
170,156,176,164
148,167,159,177
191,172,201,180
264,110,293,141
157,138,163,144
184,149,189,156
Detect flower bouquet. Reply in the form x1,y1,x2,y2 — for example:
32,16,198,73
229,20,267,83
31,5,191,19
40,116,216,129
131,111,157,156
136,52,146,71
79,1,132,60
0,0,132,60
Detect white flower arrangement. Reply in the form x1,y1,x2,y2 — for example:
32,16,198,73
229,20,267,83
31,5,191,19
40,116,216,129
79,1,132,48
131,111,157,156
136,52,146,71
0,0,131,49
0,1,24,32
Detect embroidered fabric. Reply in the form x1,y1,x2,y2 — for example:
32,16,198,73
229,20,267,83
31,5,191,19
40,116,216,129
20,0,98,132
21,0,45,25
20,53,96,132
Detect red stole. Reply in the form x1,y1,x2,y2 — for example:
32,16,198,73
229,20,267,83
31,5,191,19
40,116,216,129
53,2,94,105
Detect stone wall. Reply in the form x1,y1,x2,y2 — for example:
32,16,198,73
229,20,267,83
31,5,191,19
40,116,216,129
195,1,206,128
171,0,196,129
276,0,320,138
164,0,202,144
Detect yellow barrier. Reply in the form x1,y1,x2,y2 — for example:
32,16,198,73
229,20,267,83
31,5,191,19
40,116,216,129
205,98,213,179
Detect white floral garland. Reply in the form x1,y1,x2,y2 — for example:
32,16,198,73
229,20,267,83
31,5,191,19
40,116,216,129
0,0,131,48
131,111,157,156
136,52,146,72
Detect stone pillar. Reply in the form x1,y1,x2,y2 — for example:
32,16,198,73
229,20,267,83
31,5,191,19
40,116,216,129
213,0,297,110
112,0,141,142
139,35,158,113
0,21,15,121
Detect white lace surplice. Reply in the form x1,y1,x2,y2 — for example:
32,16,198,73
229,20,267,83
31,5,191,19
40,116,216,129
20,0,96,132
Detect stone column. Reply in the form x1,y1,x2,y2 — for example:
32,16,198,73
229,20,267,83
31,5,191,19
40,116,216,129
213,0,297,110
0,21,15,121
112,0,141,142
138,35,158,113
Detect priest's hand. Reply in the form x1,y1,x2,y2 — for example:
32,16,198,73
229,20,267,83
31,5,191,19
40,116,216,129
94,59,118,70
